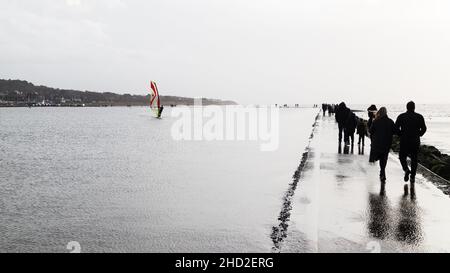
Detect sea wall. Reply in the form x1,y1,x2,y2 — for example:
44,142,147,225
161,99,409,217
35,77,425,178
391,136,450,195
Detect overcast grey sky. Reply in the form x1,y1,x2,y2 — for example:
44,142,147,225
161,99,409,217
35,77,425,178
1,0,450,104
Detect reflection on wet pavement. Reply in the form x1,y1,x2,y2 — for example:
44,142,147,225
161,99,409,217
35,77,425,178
281,116,450,253
368,192,423,245
358,144,365,155
368,193,391,240
396,197,423,245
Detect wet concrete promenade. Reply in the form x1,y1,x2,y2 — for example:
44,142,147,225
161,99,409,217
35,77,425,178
281,115,450,253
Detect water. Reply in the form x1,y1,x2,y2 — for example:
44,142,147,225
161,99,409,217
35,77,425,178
351,104,450,154
0,107,318,253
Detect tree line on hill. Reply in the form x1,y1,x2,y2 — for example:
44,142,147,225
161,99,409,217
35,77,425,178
0,79,236,107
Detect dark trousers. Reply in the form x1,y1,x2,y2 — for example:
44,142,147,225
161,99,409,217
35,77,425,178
338,124,344,143
379,153,389,177
400,145,419,178
358,134,365,145
344,130,354,145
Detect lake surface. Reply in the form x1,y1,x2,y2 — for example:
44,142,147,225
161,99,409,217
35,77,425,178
0,107,318,252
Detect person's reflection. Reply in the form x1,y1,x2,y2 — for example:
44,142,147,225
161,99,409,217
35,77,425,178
343,144,350,155
395,197,422,245
358,144,365,155
410,183,416,199
368,193,391,240
380,181,386,196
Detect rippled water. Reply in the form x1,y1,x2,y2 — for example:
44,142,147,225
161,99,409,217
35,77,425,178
0,107,318,253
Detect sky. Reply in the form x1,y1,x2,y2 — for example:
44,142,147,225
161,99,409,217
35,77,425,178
1,0,450,105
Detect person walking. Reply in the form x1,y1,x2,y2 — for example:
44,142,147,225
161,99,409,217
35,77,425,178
357,118,367,146
344,110,358,147
395,101,427,195
367,104,378,130
322,104,327,116
328,104,333,116
369,107,395,183
335,102,350,146
367,104,378,163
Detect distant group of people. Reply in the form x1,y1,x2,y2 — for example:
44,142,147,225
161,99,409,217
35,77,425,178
329,101,427,197
322,103,338,116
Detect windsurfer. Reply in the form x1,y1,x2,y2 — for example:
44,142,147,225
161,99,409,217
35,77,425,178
158,105,164,118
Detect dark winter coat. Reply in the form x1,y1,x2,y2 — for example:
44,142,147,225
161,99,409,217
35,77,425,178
357,120,367,136
367,117,374,132
369,116,395,162
335,105,350,126
395,111,427,151
345,112,358,134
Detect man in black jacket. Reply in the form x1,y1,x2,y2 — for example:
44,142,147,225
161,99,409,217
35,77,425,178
335,102,350,145
395,101,427,185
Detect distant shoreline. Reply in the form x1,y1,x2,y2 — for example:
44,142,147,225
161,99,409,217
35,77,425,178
0,103,162,108
0,79,237,107
0,104,238,108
